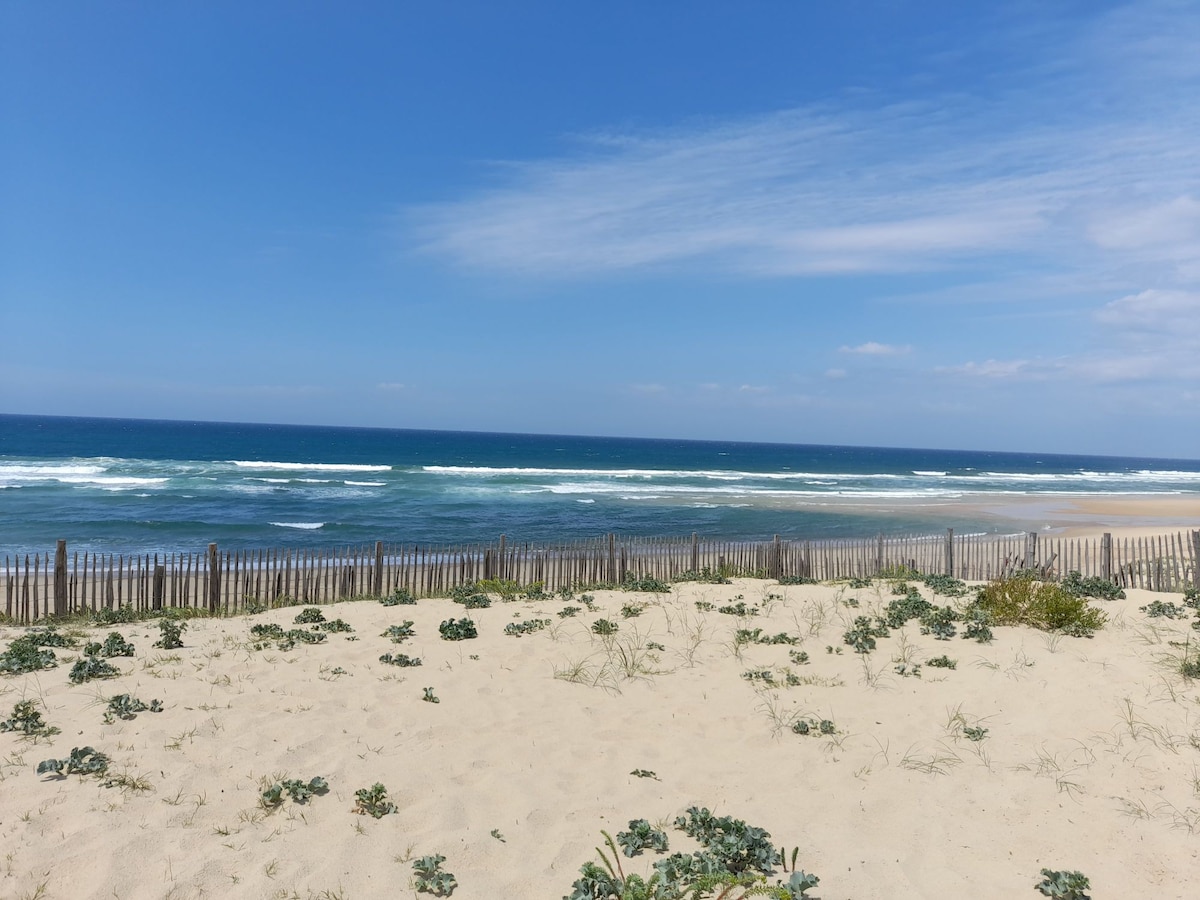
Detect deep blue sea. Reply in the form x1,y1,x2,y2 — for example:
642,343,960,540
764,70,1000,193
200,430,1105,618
1,414,1198,556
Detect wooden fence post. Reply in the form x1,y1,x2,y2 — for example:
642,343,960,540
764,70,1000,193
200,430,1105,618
152,565,166,610
1025,532,1038,569
1101,533,1113,582
945,529,954,577
691,532,699,573
207,543,220,614
608,533,616,584
498,534,506,581
373,541,384,596
875,534,884,575
1192,530,1200,589
770,534,781,580
53,540,67,617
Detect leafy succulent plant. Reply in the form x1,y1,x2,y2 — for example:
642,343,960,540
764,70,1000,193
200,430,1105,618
37,746,110,778
0,700,60,737
1035,868,1091,899
104,693,163,722
68,656,121,683
353,782,396,818
413,854,458,896
154,618,187,650
83,632,135,658
439,618,478,641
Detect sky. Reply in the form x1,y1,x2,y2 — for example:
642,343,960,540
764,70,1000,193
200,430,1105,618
2,1,1198,459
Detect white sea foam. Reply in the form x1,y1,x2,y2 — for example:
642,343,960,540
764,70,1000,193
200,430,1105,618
231,460,390,472
913,471,947,476
344,480,386,487
269,522,325,530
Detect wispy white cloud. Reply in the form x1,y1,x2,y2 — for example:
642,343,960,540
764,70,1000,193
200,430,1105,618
840,342,912,356
407,4,1200,286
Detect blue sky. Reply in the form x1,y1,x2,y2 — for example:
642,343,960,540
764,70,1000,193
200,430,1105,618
2,1,1198,458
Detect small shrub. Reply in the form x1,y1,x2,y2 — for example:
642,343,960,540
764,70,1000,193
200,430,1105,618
630,769,659,779
0,700,60,738
439,618,478,641
473,578,521,600
379,653,422,667
103,694,162,722
694,601,715,612
413,854,457,896
69,656,121,684
972,577,1106,637
504,618,550,637
962,726,989,742
1035,868,1091,899
777,575,817,585
353,782,396,818
558,606,582,618
788,650,810,666
380,587,417,606
621,603,646,619
961,609,994,643
318,618,354,633
294,607,326,624
847,576,873,588
154,618,186,649
894,663,921,678
1181,655,1200,679
422,687,440,703
926,655,957,669
84,632,136,658
616,819,670,857
37,746,110,778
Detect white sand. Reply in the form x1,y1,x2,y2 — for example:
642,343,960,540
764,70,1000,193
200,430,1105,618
2,577,1198,899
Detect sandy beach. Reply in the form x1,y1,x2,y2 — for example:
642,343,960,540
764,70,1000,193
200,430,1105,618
2,571,1198,899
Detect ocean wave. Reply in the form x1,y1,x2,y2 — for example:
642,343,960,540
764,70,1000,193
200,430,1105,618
231,461,391,472
913,470,947,476
344,480,386,487
269,522,325,530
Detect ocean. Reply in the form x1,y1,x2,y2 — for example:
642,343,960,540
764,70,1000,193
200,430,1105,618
1,414,1198,556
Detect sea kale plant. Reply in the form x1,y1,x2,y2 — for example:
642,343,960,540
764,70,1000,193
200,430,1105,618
1035,868,1091,899
37,746,110,778
413,854,458,896
380,587,418,606
84,632,136,658
0,700,60,738
566,809,819,900
379,652,422,667
843,616,889,653
439,618,478,641
69,656,121,683
504,618,551,636
154,617,187,649
0,635,59,676
353,782,396,818
617,819,670,857
103,693,163,722
261,776,329,808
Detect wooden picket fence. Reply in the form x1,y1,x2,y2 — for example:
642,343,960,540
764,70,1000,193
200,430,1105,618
3,529,1198,624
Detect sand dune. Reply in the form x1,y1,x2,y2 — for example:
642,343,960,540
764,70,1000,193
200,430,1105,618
1,575,1198,899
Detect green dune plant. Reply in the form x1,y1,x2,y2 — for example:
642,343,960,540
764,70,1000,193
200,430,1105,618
970,577,1106,637
0,700,60,738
